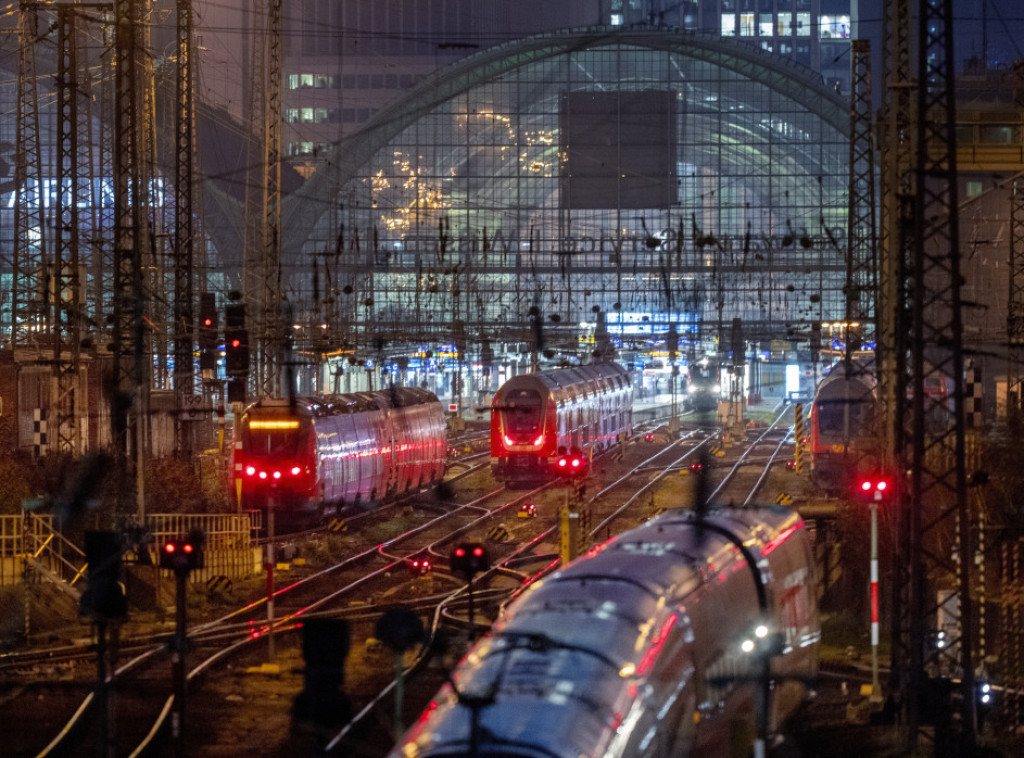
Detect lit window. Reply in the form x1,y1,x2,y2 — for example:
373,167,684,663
301,107,314,122
966,181,983,198
721,14,736,36
300,73,314,88
611,13,623,26
287,74,300,90
778,13,792,36
760,14,774,36
820,15,851,39
796,13,811,37
739,13,755,36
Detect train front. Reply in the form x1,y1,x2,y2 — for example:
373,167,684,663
232,400,319,518
490,376,557,485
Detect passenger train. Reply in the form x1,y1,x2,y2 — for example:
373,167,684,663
807,358,880,494
686,357,721,413
490,363,633,486
231,388,447,522
390,506,820,758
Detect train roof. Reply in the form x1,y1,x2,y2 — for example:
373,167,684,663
242,387,441,417
395,506,808,758
814,358,877,403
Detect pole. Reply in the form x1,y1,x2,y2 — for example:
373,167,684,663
97,619,111,758
393,650,404,737
870,498,883,704
172,570,187,758
266,494,276,663
466,574,476,639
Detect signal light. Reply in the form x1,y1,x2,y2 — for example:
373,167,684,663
198,293,218,370
555,448,586,478
160,532,204,573
451,542,490,580
408,556,432,575
857,476,891,502
81,531,127,619
224,302,249,377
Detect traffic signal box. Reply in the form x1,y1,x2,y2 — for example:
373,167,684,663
81,531,127,620
198,293,218,371
856,476,891,503
160,532,205,574
224,302,249,377
555,449,587,477
450,543,490,581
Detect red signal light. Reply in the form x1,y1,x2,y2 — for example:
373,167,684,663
454,547,466,558
230,338,241,349
472,546,484,557
857,476,891,501
164,543,176,554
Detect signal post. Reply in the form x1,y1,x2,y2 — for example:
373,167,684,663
857,475,890,706
556,448,588,563
160,532,204,758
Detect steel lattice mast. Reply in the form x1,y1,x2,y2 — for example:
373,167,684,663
13,1,48,350
846,38,877,375
1008,175,1024,409
893,0,977,751
112,0,155,516
53,6,87,455
174,0,196,454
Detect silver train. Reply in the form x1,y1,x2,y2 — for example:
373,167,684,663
391,506,819,758
232,388,447,519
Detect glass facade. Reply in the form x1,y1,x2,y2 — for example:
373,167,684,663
284,30,850,360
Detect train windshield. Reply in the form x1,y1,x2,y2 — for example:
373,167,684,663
690,363,716,383
817,399,873,436
502,389,543,435
242,413,305,457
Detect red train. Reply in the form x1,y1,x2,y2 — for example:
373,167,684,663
807,359,880,494
490,362,633,486
231,388,447,522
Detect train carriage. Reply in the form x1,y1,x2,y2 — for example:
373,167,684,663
232,387,446,522
490,362,633,486
807,359,879,494
390,506,819,758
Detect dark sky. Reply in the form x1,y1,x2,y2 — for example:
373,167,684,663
856,0,1024,70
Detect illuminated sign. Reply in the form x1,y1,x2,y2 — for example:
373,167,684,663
2,177,166,210
248,420,300,430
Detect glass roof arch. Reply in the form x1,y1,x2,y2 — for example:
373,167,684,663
280,26,851,355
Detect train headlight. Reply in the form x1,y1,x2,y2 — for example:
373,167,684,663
258,471,268,480
290,466,301,476
272,470,282,480
504,435,516,447
741,638,755,654
245,465,256,476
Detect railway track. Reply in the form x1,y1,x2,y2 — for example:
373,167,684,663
2,414,799,757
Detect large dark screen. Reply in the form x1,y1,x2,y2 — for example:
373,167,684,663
559,89,677,209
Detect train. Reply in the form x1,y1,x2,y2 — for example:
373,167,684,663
807,358,880,494
489,362,633,486
231,388,447,521
390,506,819,758
686,357,721,413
